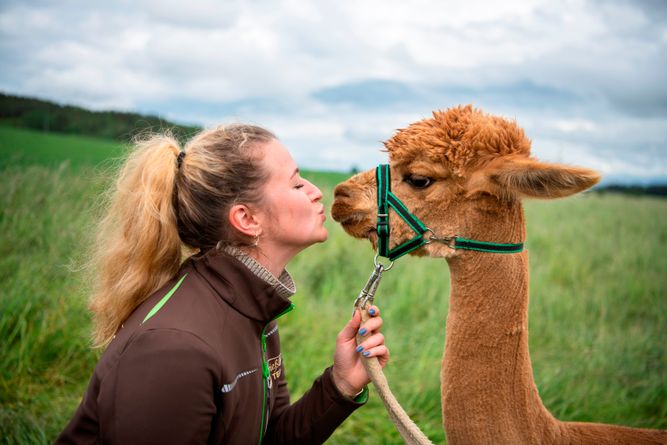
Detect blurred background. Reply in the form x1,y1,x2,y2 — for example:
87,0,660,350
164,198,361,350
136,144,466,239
1,1,665,444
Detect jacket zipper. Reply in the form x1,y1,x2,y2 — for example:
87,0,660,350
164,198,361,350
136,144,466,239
257,303,295,445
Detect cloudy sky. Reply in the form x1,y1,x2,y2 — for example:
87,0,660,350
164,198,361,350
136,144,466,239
1,0,666,183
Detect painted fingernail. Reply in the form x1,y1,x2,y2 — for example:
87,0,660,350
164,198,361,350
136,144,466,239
359,328,367,335
368,308,376,316
362,351,371,357
355,345,364,353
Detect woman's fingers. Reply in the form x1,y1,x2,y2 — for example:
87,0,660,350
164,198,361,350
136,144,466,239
355,332,385,354
356,306,388,361
363,344,389,359
357,343,390,368
357,316,383,336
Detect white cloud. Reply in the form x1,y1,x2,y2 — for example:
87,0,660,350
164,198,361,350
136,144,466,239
551,119,597,134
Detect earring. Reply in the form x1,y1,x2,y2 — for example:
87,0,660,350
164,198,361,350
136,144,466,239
252,233,259,247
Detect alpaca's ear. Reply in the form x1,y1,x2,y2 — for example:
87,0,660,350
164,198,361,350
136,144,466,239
480,155,601,199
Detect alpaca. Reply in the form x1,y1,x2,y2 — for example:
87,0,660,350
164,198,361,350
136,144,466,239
331,105,667,445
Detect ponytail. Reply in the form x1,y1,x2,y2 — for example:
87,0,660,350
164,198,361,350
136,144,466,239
88,124,274,347
89,135,183,347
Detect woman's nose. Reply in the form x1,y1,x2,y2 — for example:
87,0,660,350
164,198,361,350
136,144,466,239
306,179,323,202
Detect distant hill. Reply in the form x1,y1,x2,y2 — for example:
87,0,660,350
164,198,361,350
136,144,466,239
0,92,200,143
595,184,667,198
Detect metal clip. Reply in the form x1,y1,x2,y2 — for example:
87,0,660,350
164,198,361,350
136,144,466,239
423,228,457,248
354,262,385,311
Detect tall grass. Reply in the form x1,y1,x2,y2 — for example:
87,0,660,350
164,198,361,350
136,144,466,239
1,159,665,444
0,164,105,444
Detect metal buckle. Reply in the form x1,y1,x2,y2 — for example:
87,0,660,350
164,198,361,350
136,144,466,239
423,228,457,248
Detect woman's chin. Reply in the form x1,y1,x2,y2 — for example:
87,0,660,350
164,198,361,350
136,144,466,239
312,227,329,244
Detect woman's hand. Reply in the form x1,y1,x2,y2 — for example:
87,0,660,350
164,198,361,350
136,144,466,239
331,306,389,398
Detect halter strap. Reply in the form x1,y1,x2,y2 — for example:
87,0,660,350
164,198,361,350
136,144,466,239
375,164,524,261
376,165,428,260
453,238,524,253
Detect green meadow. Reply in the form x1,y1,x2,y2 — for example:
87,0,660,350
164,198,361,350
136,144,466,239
1,128,665,444
0,126,127,169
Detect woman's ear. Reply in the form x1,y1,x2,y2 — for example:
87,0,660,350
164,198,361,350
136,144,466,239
479,155,601,200
228,204,262,237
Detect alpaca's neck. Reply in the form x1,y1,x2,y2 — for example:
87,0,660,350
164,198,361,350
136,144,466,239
441,204,560,444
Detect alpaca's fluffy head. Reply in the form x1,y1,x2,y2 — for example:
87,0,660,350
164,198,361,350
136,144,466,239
384,105,531,176
331,105,600,258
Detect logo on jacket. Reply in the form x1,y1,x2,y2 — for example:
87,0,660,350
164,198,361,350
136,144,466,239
267,354,282,382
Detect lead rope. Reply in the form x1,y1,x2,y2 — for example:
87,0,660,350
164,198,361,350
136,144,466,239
354,259,435,445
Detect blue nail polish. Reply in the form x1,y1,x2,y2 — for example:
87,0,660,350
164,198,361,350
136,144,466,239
355,345,363,353
362,351,371,357
368,308,376,316
359,328,367,335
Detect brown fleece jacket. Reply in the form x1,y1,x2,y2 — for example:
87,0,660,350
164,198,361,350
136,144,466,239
55,247,367,445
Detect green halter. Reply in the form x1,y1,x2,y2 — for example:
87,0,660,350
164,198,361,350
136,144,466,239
375,164,524,261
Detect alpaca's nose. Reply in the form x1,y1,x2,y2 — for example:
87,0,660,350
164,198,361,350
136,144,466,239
333,183,352,199
331,182,356,224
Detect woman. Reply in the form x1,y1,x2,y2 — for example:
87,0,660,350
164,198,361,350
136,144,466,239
56,124,389,444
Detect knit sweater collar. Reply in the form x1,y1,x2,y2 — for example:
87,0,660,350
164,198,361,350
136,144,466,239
194,246,295,323
222,246,296,300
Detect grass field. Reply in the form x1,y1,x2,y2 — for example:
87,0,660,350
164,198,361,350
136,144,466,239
1,129,666,444
0,126,127,169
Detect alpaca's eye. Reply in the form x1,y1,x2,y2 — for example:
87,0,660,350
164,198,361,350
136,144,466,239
404,175,433,189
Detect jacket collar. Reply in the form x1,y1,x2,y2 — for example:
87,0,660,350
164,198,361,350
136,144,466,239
222,246,296,300
192,246,295,323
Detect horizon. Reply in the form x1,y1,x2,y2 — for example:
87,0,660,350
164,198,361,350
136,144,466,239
3,90,667,187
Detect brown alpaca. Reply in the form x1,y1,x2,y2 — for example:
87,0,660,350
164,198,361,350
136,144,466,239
331,105,667,445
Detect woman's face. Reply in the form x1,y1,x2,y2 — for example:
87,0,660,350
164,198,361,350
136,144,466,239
255,139,328,256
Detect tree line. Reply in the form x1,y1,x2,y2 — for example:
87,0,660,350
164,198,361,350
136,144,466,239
0,92,200,143
595,184,667,198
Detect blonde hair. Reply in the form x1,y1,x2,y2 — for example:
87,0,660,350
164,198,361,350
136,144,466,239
89,124,274,347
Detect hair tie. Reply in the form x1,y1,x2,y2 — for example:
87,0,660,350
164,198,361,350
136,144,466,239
176,151,186,168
